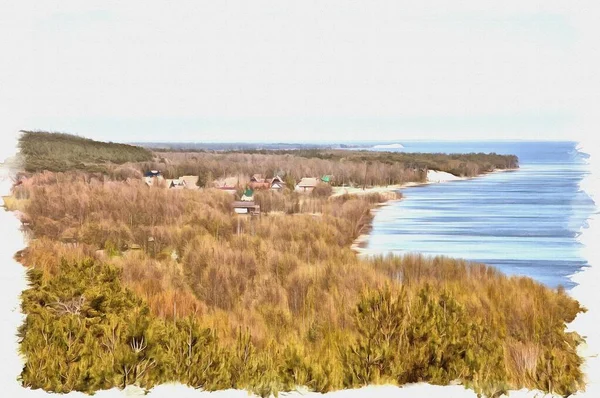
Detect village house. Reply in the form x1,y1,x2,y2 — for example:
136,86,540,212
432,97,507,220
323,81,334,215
295,177,319,193
213,176,244,194
232,201,260,215
321,175,334,184
249,174,271,190
241,188,254,201
269,175,286,191
143,170,165,187
249,174,287,190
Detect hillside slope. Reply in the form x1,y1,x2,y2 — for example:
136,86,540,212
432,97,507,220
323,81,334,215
18,131,152,172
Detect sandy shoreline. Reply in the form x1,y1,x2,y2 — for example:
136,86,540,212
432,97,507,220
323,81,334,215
348,169,514,254
332,169,470,198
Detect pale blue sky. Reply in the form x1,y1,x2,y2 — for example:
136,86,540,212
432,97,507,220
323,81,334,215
1,1,598,144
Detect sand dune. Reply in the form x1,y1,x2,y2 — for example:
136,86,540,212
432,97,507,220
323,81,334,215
426,170,463,183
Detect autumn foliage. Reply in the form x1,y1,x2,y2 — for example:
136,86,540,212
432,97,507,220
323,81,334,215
7,134,582,397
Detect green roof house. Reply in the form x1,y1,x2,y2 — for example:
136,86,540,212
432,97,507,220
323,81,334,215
321,175,333,184
241,188,254,201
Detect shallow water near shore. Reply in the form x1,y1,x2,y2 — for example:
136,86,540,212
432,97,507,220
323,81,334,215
361,141,595,289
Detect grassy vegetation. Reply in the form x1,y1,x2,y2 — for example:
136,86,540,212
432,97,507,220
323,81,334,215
10,167,584,397
18,131,153,173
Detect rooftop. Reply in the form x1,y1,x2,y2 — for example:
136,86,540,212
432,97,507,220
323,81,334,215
297,177,319,187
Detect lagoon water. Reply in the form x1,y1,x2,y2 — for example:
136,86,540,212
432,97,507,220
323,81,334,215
362,141,595,289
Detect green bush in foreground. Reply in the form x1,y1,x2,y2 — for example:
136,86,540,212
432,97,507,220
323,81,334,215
18,258,584,397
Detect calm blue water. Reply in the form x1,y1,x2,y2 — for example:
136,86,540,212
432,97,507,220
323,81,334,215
362,141,595,289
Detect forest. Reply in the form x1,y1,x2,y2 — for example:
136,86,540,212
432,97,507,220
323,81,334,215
145,149,517,188
18,131,153,173
17,131,518,188
5,133,584,397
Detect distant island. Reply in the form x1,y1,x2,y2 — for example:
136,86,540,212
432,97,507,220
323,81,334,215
4,131,583,397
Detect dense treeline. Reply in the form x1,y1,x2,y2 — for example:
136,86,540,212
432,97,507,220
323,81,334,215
10,170,584,397
18,131,153,173
16,132,518,189
148,149,517,187
227,148,519,172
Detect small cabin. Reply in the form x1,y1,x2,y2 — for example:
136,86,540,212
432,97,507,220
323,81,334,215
241,188,254,201
270,176,286,191
250,174,275,190
143,171,165,187
295,177,319,193
144,170,162,178
232,201,260,215
271,181,286,191
321,175,334,184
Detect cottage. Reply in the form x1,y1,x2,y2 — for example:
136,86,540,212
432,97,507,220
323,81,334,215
241,188,254,201
144,170,161,177
295,177,319,193
247,173,271,190
321,175,334,184
232,201,260,215
270,181,286,191
143,170,165,187
269,175,286,191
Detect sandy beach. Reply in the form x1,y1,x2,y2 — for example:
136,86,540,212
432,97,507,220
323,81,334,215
348,170,469,254
332,169,467,199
